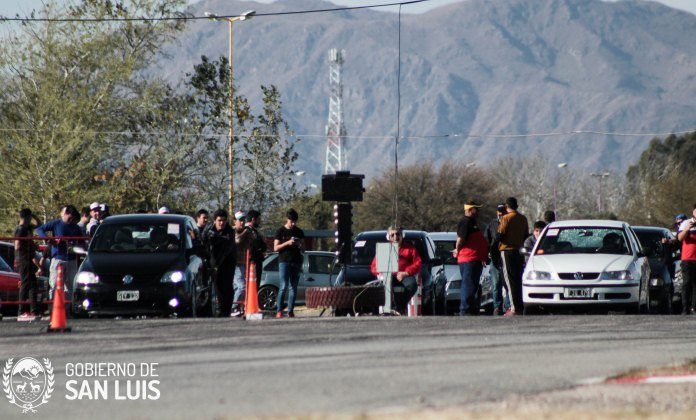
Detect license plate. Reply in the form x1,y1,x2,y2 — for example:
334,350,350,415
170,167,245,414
116,291,140,302
563,288,591,299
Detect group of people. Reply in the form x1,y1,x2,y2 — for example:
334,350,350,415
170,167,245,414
193,207,305,319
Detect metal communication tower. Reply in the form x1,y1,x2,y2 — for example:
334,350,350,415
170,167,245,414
324,48,347,174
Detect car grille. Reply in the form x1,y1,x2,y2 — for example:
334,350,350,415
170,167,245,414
100,273,161,284
558,272,600,280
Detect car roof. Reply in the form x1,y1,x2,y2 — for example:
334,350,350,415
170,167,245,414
357,230,427,238
632,226,670,233
547,220,628,229
101,214,194,225
428,232,456,240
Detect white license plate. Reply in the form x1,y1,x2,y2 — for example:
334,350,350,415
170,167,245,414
563,288,592,299
116,291,140,302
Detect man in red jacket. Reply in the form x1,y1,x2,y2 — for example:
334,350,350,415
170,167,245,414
452,200,489,315
371,226,422,313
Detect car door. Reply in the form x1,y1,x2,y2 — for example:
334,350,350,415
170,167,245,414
627,226,650,304
298,253,338,302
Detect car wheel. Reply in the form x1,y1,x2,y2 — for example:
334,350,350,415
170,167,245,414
257,285,278,312
209,282,220,317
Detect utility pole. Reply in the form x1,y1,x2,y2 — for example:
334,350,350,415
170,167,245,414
324,48,347,174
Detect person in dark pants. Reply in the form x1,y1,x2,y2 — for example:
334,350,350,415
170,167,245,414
677,204,696,315
497,197,529,316
453,200,488,316
246,210,267,284
370,226,422,315
204,209,236,317
14,208,41,320
274,209,305,318
484,203,507,315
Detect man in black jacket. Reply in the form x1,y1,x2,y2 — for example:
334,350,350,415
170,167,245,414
204,209,237,316
484,203,507,315
246,210,267,283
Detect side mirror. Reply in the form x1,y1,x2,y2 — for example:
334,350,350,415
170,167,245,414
520,247,530,257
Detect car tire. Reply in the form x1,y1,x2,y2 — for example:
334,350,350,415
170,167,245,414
257,285,279,312
209,282,220,317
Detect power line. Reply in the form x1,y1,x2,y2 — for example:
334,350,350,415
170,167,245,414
0,0,430,23
0,128,692,139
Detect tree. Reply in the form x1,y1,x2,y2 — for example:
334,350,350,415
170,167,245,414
354,161,498,232
184,56,303,215
0,0,186,228
624,131,696,226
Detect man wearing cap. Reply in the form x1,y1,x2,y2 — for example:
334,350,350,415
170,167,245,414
452,200,489,315
484,203,507,315
158,206,171,215
231,211,251,317
497,197,529,316
86,202,101,237
677,204,696,315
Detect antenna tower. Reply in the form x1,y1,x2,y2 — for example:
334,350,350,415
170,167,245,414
324,48,347,173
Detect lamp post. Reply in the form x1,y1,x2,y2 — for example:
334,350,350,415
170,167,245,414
553,162,568,219
590,171,611,214
205,10,256,215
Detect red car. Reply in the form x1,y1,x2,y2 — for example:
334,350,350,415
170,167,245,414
0,256,49,316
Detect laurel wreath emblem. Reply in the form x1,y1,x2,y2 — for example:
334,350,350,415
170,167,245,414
3,357,54,414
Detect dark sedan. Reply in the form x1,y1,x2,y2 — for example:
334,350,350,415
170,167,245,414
72,214,211,317
633,226,678,314
334,230,447,315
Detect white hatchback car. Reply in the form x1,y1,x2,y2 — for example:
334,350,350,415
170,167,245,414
522,220,650,314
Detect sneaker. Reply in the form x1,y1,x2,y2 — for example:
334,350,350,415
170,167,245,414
287,311,295,318
17,313,37,322
503,309,518,317
275,311,283,319
492,308,502,316
230,310,243,318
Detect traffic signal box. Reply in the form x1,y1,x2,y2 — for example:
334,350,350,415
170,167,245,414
322,171,364,266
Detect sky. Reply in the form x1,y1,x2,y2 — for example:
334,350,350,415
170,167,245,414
0,0,694,17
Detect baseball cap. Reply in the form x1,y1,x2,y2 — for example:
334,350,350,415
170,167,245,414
464,200,483,212
90,202,101,211
158,206,170,214
234,211,246,221
676,213,687,222
496,203,506,212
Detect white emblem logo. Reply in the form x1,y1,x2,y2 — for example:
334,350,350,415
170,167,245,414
3,357,54,414
123,275,134,285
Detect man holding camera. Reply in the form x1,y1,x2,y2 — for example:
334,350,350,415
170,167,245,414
273,209,305,318
677,204,696,315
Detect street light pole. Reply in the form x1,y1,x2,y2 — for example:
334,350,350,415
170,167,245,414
590,172,611,214
553,162,568,219
205,10,255,215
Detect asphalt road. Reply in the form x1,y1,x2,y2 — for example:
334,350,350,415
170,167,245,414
2,314,696,419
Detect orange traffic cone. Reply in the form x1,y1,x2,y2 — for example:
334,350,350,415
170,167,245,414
47,263,71,333
245,262,262,320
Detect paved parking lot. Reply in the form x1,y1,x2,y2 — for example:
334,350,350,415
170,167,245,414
2,315,696,419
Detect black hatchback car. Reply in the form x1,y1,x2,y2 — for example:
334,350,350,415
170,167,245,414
633,226,679,314
72,214,211,317
335,230,447,315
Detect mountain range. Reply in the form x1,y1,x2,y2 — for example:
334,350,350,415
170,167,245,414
155,0,696,180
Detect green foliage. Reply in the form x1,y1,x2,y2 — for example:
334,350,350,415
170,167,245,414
624,131,696,226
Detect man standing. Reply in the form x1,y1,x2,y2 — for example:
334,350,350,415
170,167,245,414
274,209,305,318
196,209,210,235
370,226,422,315
523,221,547,264
86,202,101,237
677,204,696,315
452,201,489,316
204,210,236,317
497,197,529,316
246,210,267,283
36,205,84,306
484,203,507,315
77,207,91,236
14,208,41,320
232,211,251,317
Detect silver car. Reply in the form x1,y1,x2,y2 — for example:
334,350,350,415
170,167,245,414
430,232,494,315
257,251,341,311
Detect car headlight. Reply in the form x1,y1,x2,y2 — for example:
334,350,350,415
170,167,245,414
161,271,185,283
526,270,552,280
601,270,633,280
76,271,99,285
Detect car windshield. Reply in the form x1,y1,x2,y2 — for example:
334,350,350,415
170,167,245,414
433,240,457,264
0,255,12,272
536,227,631,256
351,236,422,265
91,223,182,253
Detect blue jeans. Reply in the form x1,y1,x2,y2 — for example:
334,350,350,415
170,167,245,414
459,261,483,315
232,265,247,311
277,262,301,313
489,262,509,312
